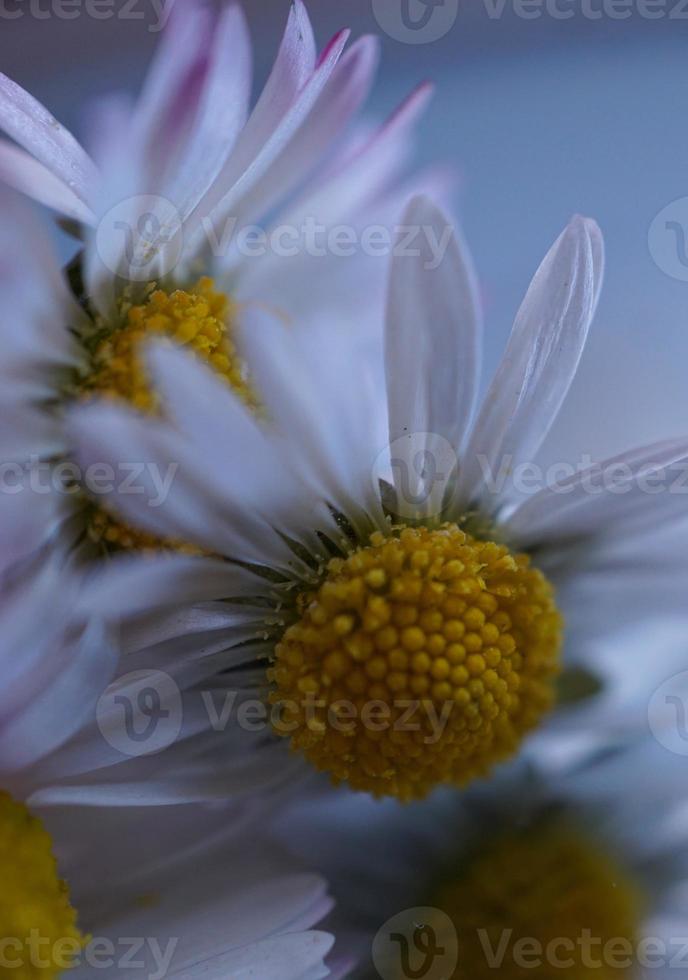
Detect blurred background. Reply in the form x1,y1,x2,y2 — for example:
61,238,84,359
2,1,687,464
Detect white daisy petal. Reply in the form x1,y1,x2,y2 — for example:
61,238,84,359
82,94,142,315
386,194,481,450
0,187,84,375
0,487,68,575
237,306,383,525
188,932,334,980
0,397,65,461
0,72,97,210
36,804,337,980
505,438,688,548
0,137,95,223
146,342,328,547
67,400,294,566
455,214,604,514
0,618,116,774
76,553,258,621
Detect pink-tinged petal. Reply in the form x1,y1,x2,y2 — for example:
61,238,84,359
455,215,604,515
186,15,346,247
235,83,436,328
130,0,215,169
0,138,94,223
386,197,481,518
332,80,434,199
246,0,317,131
0,73,97,209
213,0,317,176
160,2,252,221
219,34,380,233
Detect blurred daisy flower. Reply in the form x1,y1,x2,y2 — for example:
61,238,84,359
0,0,436,562
2,798,337,980
0,559,340,980
278,739,688,980
2,553,305,807
68,196,688,802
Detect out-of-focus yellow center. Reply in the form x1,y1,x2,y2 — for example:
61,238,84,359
84,277,253,412
0,792,85,978
432,823,643,979
269,524,562,800
81,277,256,552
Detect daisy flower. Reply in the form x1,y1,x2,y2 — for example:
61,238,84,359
69,195,688,802
0,0,435,562
0,558,340,980
279,739,688,980
2,799,338,980
2,551,306,808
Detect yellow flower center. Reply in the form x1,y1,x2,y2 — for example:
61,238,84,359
432,823,643,979
269,524,562,800
80,277,255,552
0,792,85,978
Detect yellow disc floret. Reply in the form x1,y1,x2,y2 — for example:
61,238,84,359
83,277,255,413
433,822,643,979
0,792,86,978
269,524,562,800
81,277,256,552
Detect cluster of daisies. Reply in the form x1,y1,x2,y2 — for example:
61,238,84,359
1,3,687,978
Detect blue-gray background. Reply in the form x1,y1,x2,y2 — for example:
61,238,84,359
3,1,688,465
